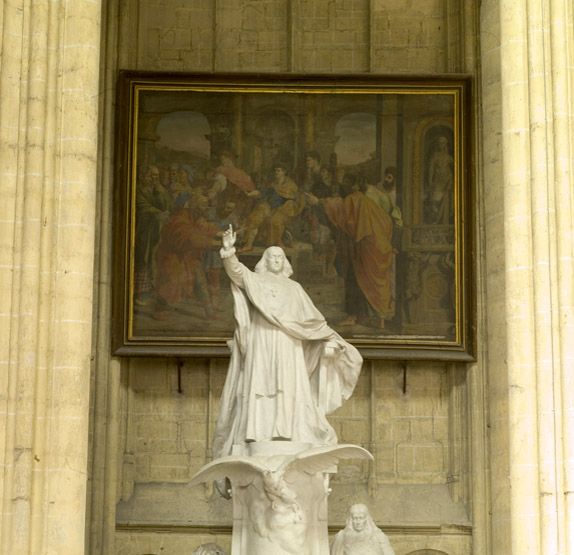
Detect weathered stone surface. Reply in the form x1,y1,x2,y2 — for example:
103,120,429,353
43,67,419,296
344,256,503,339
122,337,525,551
4,0,572,554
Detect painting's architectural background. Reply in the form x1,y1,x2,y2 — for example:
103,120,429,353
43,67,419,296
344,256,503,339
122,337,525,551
1,1,573,555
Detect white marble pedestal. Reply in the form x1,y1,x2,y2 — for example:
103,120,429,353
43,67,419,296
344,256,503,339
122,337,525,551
191,443,373,555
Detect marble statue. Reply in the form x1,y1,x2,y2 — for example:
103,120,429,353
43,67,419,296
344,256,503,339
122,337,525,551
331,504,395,555
212,225,363,458
191,443,372,555
191,226,372,554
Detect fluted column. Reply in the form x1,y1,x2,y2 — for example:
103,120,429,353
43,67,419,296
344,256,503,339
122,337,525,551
482,0,574,552
549,3,574,553
0,1,102,554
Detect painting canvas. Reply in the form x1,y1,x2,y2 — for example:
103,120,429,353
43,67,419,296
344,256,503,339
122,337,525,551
113,72,474,360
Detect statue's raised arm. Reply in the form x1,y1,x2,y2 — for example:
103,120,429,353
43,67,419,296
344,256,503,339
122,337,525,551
221,224,236,251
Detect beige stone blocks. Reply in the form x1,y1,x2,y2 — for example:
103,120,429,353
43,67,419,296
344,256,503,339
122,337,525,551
115,360,467,553
126,364,216,485
217,0,288,71
296,0,369,72
123,362,454,503
125,0,467,77
396,441,444,475
139,0,214,70
138,0,291,71
371,0,449,72
148,453,192,481
115,530,232,555
370,365,450,484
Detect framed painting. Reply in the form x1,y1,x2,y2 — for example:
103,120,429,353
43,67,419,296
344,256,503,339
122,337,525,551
112,71,474,360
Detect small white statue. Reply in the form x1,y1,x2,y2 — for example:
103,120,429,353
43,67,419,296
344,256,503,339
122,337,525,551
213,225,362,458
331,504,395,555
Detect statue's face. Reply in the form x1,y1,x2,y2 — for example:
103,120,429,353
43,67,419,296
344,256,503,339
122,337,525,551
266,248,285,274
350,507,368,532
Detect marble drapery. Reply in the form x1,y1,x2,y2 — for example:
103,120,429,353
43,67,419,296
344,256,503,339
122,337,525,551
212,248,362,458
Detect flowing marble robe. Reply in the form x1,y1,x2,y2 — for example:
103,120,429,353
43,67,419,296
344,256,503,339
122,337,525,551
212,250,363,458
331,528,395,555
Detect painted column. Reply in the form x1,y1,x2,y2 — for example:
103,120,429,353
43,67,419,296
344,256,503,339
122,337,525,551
0,1,102,554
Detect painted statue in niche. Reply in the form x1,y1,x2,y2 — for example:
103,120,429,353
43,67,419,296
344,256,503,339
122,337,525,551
399,121,457,338
124,84,464,353
424,134,454,225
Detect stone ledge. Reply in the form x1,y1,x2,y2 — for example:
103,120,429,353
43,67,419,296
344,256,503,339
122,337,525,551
115,522,472,536
116,481,470,529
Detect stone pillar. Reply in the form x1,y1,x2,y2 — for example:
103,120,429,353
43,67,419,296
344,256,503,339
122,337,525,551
481,0,574,552
190,443,373,555
0,1,102,554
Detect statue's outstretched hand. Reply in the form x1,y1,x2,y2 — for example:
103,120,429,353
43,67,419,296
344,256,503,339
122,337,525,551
324,340,342,358
222,224,237,249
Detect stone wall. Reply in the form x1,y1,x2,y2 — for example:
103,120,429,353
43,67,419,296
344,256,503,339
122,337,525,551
130,0,462,73
2,1,572,554
88,1,480,554
111,365,471,554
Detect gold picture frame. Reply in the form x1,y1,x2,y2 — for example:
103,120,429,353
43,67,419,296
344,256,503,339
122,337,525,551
112,71,474,360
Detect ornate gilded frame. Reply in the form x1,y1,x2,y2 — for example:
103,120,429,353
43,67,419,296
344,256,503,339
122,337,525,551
112,71,474,360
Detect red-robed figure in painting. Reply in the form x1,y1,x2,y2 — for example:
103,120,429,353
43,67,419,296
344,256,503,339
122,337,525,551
307,175,395,330
153,192,220,319
214,150,256,194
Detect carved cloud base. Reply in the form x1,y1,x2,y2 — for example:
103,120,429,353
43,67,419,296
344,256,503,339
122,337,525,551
191,442,373,555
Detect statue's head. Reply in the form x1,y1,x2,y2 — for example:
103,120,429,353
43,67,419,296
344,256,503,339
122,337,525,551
349,504,369,532
436,135,449,151
254,246,293,277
